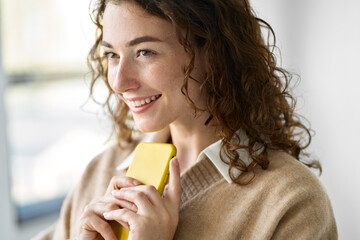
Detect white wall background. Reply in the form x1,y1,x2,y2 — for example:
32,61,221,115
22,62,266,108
1,0,359,239
0,24,14,239
251,0,360,239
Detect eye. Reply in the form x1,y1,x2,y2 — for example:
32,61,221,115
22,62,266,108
103,51,119,60
137,49,155,57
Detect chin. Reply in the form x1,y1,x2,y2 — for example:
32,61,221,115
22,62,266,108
134,120,167,133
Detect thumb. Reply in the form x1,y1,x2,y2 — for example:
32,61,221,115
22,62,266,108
165,157,181,207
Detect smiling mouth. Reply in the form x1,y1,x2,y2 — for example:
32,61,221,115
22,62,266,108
128,94,162,108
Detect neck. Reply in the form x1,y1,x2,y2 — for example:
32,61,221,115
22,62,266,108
169,112,220,175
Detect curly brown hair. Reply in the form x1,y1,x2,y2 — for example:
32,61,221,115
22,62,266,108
88,0,321,183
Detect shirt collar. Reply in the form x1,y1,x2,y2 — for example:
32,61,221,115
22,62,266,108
116,129,253,184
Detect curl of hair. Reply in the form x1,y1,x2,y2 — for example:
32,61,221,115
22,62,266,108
88,0,321,184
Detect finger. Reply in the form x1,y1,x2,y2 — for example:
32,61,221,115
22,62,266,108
106,176,142,195
123,185,162,206
104,208,139,229
112,197,138,212
81,195,136,228
112,188,153,212
99,195,138,213
87,196,120,216
164,157,181,208
80,214,117,240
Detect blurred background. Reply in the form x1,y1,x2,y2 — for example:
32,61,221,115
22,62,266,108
0,0,113,238
0,0,359,239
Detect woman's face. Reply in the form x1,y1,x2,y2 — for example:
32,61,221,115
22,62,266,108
102,1,206,132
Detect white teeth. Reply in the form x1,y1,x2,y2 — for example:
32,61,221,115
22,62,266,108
129,95,160,108
135,100,141,107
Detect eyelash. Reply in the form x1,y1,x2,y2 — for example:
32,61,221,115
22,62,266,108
103,52,118,59
137,49,155,57
103,50,155,60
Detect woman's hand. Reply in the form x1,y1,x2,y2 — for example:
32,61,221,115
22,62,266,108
79,176,141,240
103,158,181,240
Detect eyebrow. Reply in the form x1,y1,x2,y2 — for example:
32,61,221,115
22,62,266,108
101,36,162,48
101,41,113,48
127,36,162,47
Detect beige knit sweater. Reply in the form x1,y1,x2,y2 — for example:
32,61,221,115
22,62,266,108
34,141,337,240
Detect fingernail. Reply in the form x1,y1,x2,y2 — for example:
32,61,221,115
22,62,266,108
103,212,109,218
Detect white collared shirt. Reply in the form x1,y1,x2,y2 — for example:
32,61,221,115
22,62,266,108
117,129,253,184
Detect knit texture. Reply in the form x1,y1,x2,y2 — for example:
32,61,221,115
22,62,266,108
33,143,337,240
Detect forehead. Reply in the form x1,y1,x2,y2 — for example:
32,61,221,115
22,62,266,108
102,2,176,46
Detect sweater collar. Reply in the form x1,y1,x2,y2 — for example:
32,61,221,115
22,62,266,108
116,128,253,184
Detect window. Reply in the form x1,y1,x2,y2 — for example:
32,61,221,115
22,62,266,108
1,0,112,221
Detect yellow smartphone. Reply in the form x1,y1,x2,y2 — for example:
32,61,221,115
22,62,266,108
111,142,177,240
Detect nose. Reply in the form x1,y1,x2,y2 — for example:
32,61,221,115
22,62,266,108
109,58,139,94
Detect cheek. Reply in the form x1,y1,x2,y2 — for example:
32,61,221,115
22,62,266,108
107,65,117,90
166,61,187,88
144,62,185,91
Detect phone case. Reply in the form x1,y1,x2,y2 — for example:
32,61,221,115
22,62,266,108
111,142,177,240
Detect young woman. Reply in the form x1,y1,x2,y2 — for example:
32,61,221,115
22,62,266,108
35,0,337,239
